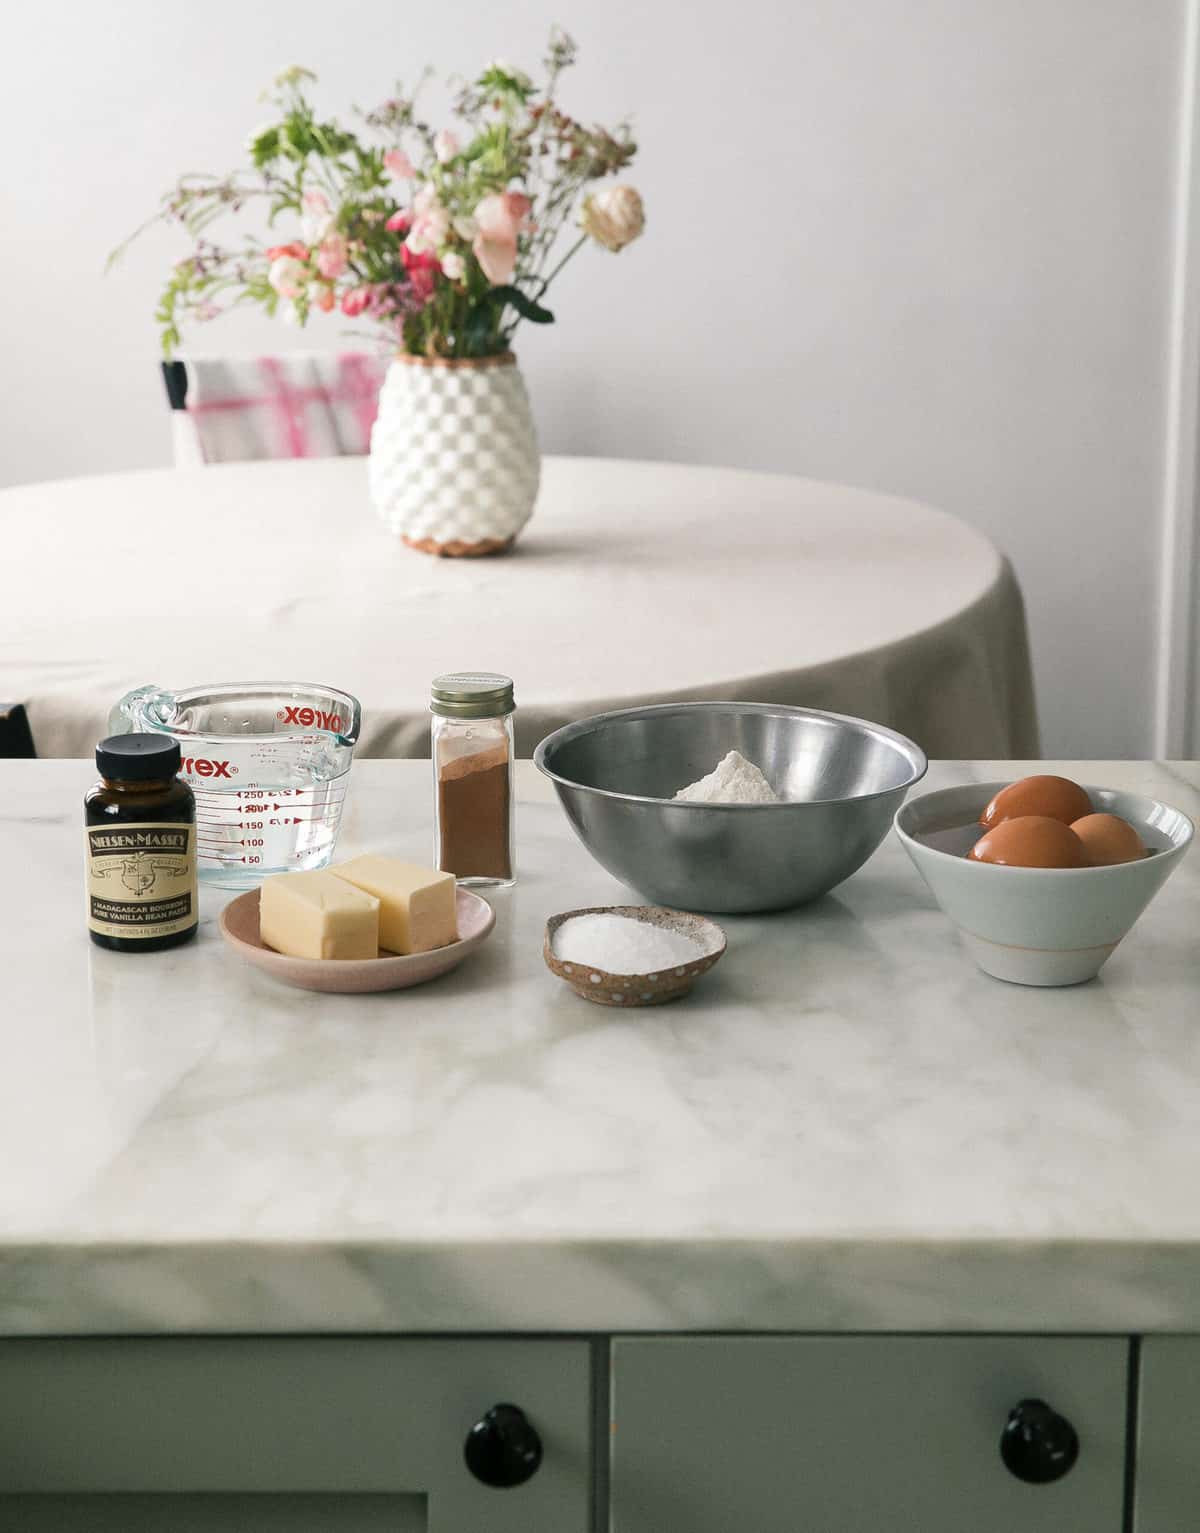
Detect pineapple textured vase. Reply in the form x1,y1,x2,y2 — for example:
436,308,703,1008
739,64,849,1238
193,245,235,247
368,353,540,556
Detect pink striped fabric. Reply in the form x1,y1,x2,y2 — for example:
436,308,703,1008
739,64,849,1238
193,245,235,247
175,353,389,465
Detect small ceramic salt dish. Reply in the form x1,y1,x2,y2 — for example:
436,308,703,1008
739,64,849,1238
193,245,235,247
543,904,727,1007
895,783,1193,987
219,886,495,994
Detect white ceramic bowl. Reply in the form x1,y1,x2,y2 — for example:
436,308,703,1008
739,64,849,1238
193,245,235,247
894,783,1193,986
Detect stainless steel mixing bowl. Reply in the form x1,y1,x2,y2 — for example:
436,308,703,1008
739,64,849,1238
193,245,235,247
533,702,927,913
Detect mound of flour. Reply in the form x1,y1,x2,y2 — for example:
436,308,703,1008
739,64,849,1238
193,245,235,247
674,750,779,804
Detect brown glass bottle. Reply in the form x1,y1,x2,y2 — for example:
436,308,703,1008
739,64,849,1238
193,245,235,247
84,734,198,952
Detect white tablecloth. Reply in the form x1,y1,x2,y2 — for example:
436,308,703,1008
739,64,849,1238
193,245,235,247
2,456,1037,758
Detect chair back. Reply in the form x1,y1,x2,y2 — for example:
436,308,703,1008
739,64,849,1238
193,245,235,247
161,353,388,466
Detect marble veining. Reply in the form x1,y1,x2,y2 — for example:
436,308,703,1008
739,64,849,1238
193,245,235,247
1,760,1197,1336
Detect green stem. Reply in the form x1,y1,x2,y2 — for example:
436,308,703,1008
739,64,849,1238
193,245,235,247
534,231,587,296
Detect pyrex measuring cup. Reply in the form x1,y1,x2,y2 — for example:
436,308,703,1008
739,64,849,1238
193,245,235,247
110,683,361,889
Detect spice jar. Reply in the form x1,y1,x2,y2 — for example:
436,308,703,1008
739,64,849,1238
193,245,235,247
84,733,198,952
431,673,515,887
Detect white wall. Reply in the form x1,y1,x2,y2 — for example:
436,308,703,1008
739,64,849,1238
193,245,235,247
1,0,1188,757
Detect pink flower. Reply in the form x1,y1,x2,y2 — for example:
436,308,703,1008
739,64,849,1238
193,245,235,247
501,192,534,231
341,286,371,317
434,129,460,164
470,193,534,286
315,232,348,279
401,243,441,306
476,192,534,237
385,209,411,233
266,241,307,261
268,254,307,300
473,227,516,284
405,186,450,256
408,266,438,304
313,284,336,313
384,148,415,179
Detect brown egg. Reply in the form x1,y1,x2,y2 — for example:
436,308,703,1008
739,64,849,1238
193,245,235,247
980,774,1092,829
1070,813,1146,866
968,815,1089,868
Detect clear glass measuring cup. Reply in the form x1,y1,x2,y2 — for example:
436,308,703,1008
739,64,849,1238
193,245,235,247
110,682,361,889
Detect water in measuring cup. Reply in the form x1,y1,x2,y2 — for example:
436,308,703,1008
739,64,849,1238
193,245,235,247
110,682,361,888
190,750,350,889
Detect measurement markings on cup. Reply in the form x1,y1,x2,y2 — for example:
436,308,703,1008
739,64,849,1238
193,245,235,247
190,773,350,876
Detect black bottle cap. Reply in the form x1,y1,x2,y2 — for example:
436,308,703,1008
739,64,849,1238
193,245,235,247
95,733,182,782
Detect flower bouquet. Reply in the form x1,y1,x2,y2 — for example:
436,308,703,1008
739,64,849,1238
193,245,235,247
119,31,644,553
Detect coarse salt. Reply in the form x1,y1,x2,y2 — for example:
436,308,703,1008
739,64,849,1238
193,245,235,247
553,913,704,973
674,750,779,804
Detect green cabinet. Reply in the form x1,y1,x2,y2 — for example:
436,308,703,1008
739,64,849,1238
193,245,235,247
0,1338,591,1533
4,1330,1179,1528
1135,1336,1200,1529
611,1336,1129,1532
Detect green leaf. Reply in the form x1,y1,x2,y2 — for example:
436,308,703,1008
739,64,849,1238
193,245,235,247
463,306,495,353
486,284,554,323
249,128,280,166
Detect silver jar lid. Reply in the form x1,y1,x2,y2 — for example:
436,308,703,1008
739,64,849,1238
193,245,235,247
430,672,516,719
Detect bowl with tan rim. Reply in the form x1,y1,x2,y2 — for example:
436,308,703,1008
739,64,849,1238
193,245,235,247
895,782,1193,986
543,905,727,1007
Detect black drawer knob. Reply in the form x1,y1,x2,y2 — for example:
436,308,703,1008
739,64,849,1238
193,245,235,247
1000,1397,1079,1484
464,1402,543,1488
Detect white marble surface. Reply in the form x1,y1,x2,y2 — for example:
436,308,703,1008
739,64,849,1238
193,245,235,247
1,759,1197,1336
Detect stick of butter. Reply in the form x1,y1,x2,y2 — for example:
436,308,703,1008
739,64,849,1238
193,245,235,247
332,856,457,955
259,869,380,960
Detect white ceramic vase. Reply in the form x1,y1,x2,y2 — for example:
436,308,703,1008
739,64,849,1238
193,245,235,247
368,352,540,556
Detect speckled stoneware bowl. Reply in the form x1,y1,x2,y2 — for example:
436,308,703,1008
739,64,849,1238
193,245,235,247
543,905,727,1007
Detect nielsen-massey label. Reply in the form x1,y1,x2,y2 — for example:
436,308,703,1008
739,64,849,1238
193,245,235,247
85,822,197,940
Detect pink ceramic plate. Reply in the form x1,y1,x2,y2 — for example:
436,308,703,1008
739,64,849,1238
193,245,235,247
218,886,496,993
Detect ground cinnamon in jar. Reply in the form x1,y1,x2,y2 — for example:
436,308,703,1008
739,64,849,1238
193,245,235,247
437,739,512,881
430,673,516,888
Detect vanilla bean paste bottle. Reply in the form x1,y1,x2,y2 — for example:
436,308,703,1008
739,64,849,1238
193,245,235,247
84,734,198,951
431,673,515,887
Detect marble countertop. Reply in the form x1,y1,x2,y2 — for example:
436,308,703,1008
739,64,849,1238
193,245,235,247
2,759,1198,1337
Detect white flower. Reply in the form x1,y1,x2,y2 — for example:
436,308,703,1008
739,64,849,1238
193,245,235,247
580,184,645,252
268,255,307,300
406,185,450,255
441,250,465,281
452,213,479,241
273,65,316,90
300,188,333,244
434,129,460,163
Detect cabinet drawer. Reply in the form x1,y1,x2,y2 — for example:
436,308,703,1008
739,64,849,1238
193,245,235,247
0,1337,590,1533
1135,1336,1200,1529
611,1336,1127,1533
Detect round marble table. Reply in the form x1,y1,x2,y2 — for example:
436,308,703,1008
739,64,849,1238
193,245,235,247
2,455,1037,758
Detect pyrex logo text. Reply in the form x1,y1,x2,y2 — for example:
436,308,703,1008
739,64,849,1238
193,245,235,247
277,706,345,731
181,757,235,779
